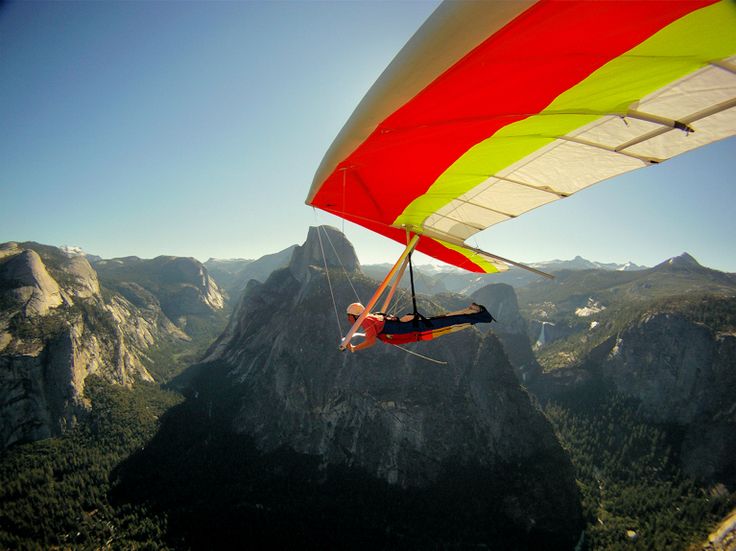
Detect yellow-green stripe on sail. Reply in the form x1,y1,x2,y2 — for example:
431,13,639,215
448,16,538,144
433,238,501,274
394,1,736,230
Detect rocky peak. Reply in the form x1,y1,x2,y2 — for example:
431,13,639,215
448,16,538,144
64,255,100,299
0,242,21,260
0,249,63,316
471,283,525,334
569,255,597,269
288,225,360,282
471,283,541,382
657,252,701,270
197,227,582,544
156,256,224,311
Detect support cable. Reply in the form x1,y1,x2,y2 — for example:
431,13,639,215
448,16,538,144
408,253,419,317
321,224,361,303
316,223,344,341
391,344,447,365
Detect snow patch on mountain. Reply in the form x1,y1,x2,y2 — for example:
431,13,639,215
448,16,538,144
60,245,86,257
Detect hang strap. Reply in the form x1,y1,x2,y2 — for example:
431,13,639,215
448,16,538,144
408,252,419,318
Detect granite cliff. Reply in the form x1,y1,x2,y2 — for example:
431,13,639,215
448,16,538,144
0,246,63,316
594,310,736,483
93,255,224,323
199,226,583,544
524,256,736,485
471,283,542,384
0,242,222,449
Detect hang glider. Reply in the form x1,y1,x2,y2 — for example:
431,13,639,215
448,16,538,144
307,0,736,275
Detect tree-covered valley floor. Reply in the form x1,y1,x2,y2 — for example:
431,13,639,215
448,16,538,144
1,373,733,549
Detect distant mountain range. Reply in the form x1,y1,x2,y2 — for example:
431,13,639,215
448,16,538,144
36,239,730,308
45,242,664,298
204,245,296,303
362,255,648,295
519,252,736,324
531,255,647,272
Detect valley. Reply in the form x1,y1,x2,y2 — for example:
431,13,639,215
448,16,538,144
1,230,734,549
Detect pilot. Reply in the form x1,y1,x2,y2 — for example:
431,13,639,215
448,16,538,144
344,302,384,352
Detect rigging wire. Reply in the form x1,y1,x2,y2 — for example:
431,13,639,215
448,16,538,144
314,209,447,364
391,344,448,365
407,252,419,316
316,222,344,341
321,223,361,303
388,291,407,317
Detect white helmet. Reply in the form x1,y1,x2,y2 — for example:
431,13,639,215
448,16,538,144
346,302,364,316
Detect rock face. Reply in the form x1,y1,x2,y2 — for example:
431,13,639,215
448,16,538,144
94,255,224,322
529,319,578,347
601,313,715,423
203,226,582,543
596,312,736,481
471,283,541,383
153,256,224,316
0,243,193,449
517,255,736,485
288,225,360,281
205,246,298,302
1,249,63,316
64,255,101,299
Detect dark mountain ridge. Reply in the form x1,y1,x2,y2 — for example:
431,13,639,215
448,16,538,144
522,254,736,486
138,225,584,547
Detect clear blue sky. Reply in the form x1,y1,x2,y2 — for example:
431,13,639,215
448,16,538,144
2,1,734,272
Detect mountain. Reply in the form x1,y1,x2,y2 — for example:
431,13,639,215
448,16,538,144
0,243,182,448
362,262,450,295
202,258,254,299
471,283,542,384
364,255,647,296
90,253,229,380
517,252,735,345
184,225,583,546
205,245,297,303
521,253,736,485
534,299,736,486
533,255,647,272
3,234,731,548
93,254,225,328
0,242,230,450
593,307,736,482
59,245,102,263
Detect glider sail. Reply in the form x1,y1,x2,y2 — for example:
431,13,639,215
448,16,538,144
307,0,736,274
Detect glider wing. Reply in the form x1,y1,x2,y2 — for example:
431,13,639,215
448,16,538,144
307,0,736,273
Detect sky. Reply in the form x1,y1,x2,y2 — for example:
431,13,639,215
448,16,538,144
1,0,734,273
